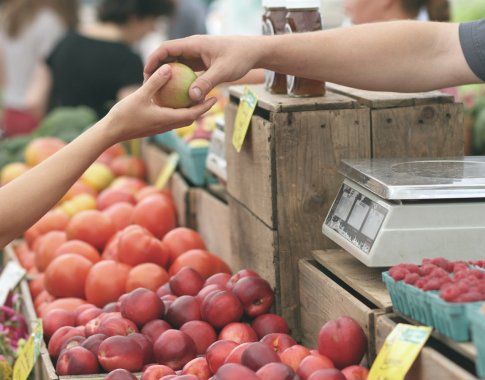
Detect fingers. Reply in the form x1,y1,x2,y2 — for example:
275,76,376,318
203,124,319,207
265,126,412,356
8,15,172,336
159,97,218,128
189,66,225,102
140,64,172,96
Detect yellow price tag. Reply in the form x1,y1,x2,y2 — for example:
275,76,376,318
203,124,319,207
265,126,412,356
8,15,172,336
368,323,432,380
13,320,43,380
155,152,180,190
130,139,141,157
232,86,258,153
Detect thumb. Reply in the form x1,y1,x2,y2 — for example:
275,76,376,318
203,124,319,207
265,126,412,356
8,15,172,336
189,66,224,102
141,64,172,97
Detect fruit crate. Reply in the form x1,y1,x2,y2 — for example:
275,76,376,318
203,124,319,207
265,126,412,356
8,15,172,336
468,305,485,378
382,272,485,342
225,84,463,337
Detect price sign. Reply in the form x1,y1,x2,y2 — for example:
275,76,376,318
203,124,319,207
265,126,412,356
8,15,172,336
232,87,258,153
0,261,26,306
368,323,432,380
13,320,43,380
155,152,180,190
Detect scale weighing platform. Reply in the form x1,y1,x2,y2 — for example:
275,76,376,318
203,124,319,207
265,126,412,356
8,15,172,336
322,157,485,267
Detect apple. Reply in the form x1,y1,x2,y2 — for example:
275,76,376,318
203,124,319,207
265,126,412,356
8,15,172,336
56,346,99,375
232,276,274,317
157,283,174,297
204,273,232,288
341,365,369,380
42,309,76,341
59,335,86,354
317,317,367,369
180,320,217,355
153,63,197,109
218,322,258,344
98,335,144,372
129,332,155,365
48,326,85,360
81,333,107,357
141,319,172,343
241,342,281,371
257,362,299,380
213,363,260,380
224,342,251,365
153,329,197,370
120,288,165,327
197,284,225,304
96,316,139,336
252,313,289,339
226,269,260,290
76,307,103,326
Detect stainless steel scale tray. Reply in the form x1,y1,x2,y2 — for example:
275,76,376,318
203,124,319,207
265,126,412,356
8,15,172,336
339,157,485,200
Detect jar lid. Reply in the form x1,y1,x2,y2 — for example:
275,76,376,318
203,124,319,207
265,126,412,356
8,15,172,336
262,0,286,7
286,0,320,9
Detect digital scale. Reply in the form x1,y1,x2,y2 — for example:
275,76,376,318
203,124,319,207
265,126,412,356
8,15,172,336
322,157,485,267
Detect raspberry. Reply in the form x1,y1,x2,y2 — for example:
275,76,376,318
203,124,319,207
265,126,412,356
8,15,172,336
456,292,484,303
389,267,408,281
441,286,461,302
430,268,449,278
419,264,436,276
423,278,443,291
403,264,420,274
452,263,469,273
430,257,451,271
404,273,420,285
415,279,426,289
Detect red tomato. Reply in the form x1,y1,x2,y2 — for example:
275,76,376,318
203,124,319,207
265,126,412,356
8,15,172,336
66,210,115,250
103,202,134,231
44,254,93,298
162,227,207,265
132,195,176,239
169,249,231,279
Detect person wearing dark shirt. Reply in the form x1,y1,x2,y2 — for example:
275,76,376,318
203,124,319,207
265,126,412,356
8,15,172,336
29,0,173,120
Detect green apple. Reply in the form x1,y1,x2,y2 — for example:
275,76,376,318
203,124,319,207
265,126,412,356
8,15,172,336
153,62,197,108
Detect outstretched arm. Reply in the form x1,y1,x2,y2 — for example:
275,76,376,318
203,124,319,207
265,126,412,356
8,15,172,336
145,20,480,102
0,65,216,248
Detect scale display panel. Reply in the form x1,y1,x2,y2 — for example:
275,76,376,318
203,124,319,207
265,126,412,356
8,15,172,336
325,183,388,255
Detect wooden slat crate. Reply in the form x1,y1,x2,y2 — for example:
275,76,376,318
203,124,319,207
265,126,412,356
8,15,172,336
225,84,463,337
375,314,478,379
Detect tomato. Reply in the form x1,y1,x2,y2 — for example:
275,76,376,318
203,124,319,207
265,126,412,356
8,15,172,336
34,231,67,272
109,156,146,179
96,188,136,211
96,143,126,166
84,260,131,307
25,210,70,247
110,176,146,195
15,242,35,270
34,290,55,315
54,240,100,264
169,249,232,279
60,180,98,203
45,254,93,298
125,263,169,292
117,225,170,268
66,210,115,250
39,298,87,318
101,231,121,261
132,194,176,239
103,202,134,231
162,227,206,265
135,186,173,203
29,273,45,299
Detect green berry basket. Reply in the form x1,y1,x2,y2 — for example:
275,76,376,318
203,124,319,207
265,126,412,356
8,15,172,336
467,304,485,378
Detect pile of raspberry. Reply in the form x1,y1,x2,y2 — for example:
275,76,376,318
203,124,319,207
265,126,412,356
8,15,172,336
388,258,485,303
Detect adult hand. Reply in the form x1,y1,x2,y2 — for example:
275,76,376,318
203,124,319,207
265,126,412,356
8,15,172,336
144,35,261,103
106,64,217,144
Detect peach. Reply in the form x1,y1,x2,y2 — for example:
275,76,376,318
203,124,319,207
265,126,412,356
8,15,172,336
280,345,311,371
81,333,107,356
166,295,201,328
141,364,176,380
0,162,29,185
206,340,238,373
341,365,369,380
252,313,289,339
213,363,260,380
109,156,147,179
157,283,173,297
180,320,217,355
98,335,144,372
308,369,346,380
154,329,197,370
182,356,212,380
59,335,86,353
201,290,243,329
24,137,65,166
76,307,102,326
120,288,165,327
141,319,172,343
97,316,139,336
233,276,274,317
297,355,335,380
170,267,204,296
96,143,126,166
105,369,138,380
97,188,136,210
42,309,76,341
317,317,367,369
129,332,154,365
261,333,297,354
56,346,99,375
162,227,206,264
110,176,147,194
241,342,281,371
197,284,225,304
257,362,299,380
103,202,135,232
48,326,85,360
126,263,169,292
152,62,197,109
226,269,260,290
219,322,258,344
224,342,251,365
204,273,232,288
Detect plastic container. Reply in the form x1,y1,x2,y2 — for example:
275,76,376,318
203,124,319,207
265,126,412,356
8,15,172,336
262,0,287,94
467,304,485,378
285,0,325,97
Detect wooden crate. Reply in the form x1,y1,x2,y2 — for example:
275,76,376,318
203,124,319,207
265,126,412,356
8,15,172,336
225,84,462,336
375,314,478,379
298,253,392,361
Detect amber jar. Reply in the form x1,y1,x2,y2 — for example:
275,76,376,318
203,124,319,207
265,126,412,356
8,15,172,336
285,0,326,97
262,0,287,94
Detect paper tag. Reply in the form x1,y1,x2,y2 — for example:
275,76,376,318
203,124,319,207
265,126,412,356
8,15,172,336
130,139,141,157
0,261,26,306
155,152,180,190
232,86,258,153
368,323,432,380
13,320,43,380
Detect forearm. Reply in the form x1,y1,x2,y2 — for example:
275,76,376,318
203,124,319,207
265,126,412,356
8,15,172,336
256,20,479,92
0,118,115,248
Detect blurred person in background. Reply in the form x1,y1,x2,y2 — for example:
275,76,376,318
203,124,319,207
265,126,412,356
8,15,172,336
167,0,208,39
343,0,450,25
0,0,78,137
28,0,174,121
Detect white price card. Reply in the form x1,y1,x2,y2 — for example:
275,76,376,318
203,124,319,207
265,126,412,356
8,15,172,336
0,261,26,306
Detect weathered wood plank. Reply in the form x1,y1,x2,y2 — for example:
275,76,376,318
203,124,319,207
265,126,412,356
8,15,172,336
229,85,358,113
372,103,464,158
312,249,392,311
225,103,275,228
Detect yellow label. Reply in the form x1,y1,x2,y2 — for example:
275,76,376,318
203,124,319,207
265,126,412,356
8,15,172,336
232,87,258,153
368,323,432,380
13,320,43,380
130,139,141,157
155,152,180,190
